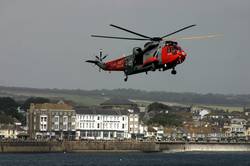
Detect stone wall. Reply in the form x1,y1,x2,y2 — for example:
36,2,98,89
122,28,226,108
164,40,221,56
1,141,250,153
0,141,63,153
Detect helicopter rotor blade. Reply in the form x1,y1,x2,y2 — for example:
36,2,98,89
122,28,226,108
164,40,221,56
95,56,100,60
91,35,149,41
101,55,108,61
169,34,222,41
161,24,196,39
99,49,102,59
110,24,151,39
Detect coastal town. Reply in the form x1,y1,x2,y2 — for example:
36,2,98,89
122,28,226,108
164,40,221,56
1,97,250,143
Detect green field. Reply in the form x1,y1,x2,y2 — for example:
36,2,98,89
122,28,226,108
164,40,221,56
132,99,244,112
0,90,107,106
194,104,244,112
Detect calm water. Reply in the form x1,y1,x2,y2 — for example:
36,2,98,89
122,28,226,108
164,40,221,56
0,152,249,166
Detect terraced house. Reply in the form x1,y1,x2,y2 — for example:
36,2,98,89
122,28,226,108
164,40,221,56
27,103,76,139
75,107,129,140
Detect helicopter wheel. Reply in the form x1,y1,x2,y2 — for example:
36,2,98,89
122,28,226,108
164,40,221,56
171,69,177,75
124,76,128,82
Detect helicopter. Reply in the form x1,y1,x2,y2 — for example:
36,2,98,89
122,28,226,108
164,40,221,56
86,24,217,82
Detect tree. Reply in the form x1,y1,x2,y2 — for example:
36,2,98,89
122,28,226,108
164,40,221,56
0,97,21,124
147,102,172,112
147,113,182,127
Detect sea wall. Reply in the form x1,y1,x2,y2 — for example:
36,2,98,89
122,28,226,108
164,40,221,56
0,141,63,153
64,141,160,152
160,143,250,152
1,141,250,153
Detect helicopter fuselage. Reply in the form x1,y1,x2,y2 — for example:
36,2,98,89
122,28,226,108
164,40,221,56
102,41,187,76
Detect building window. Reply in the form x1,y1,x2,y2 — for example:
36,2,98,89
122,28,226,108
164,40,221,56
54,124,59,130
122,124,125,129
53,116,59,131
97,116,100,120
122,117,125,121
97,123,100,128
54,116,59,123
63,116,68,123
63,116,68,131
71,116,75,122
40,115,48,131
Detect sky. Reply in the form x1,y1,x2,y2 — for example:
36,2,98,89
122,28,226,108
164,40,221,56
0,0,250,94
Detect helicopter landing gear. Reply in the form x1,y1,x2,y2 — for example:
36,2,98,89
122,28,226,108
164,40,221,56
171,68,177,75
151,63,156,71
124,75,128,82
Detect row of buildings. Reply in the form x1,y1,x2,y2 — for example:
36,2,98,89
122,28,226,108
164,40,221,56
27,99,142,140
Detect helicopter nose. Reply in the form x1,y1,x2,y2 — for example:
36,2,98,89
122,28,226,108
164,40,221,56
178,51,186,63
181,51,187,57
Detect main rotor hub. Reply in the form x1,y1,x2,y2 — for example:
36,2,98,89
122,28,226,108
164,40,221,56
165,41,178,45
151,37,162,42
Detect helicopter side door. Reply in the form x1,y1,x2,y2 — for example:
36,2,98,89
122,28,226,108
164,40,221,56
133,47,143,66
124,54,135,74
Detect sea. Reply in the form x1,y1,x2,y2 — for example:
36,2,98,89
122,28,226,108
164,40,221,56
0,152,249,166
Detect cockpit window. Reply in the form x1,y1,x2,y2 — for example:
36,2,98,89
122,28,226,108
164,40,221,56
167,47,171,53
174,46,181,51
167,46,179,54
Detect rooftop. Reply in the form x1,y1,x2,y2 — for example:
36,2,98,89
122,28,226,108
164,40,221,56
0,124,25,131
30,103,73,110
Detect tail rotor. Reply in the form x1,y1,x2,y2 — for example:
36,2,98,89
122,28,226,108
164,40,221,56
86,49,108,72
96,49,108,62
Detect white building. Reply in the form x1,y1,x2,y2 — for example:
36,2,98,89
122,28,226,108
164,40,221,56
225,118,247,138
199,109,210,119
75,108,129,140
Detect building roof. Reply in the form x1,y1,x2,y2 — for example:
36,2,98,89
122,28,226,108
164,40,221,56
147,126,157,132
231,118,247,124
100,98,137,106
0,124,25,131
75,107,128,115
183,126,222,134
30,103,73,110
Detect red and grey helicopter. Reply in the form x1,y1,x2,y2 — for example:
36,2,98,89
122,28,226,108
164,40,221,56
86,24,216,81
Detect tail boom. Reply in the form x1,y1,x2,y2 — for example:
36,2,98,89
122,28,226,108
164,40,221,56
86,60,107,70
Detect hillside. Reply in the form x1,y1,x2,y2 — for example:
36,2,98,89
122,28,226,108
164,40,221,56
0,86,250,107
